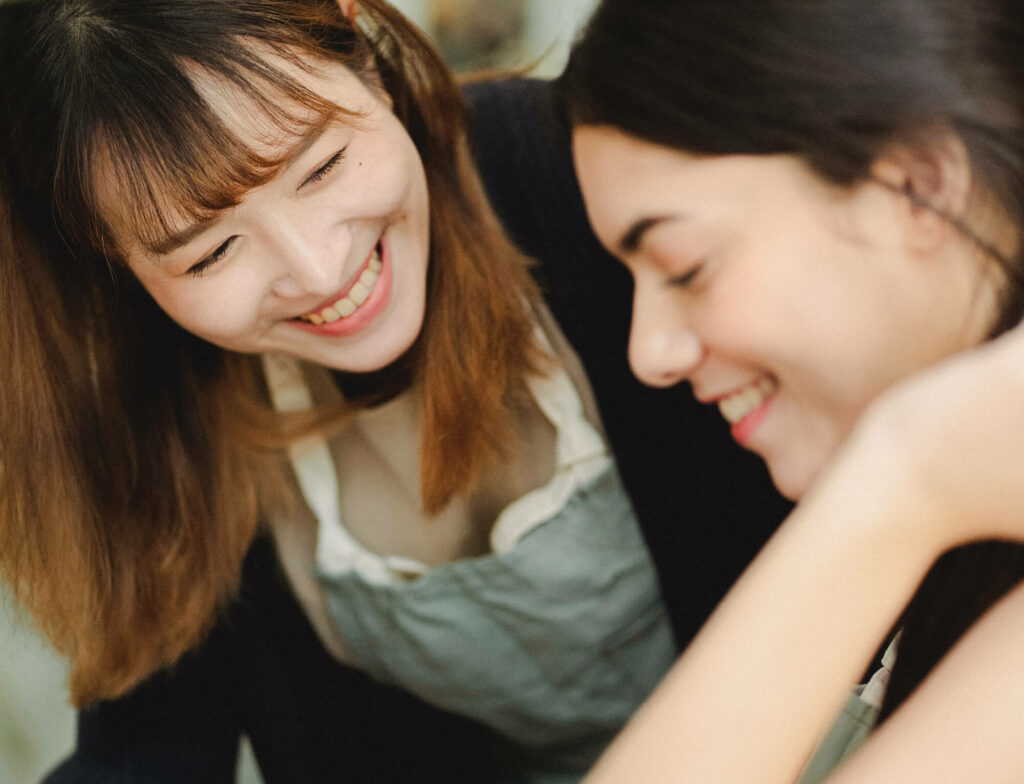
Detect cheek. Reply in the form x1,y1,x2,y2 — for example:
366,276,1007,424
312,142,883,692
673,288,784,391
355,124,428,217
696,258,803,355
763,294,893,455
135,270,265,345
398,156,430,234
701,249,881,423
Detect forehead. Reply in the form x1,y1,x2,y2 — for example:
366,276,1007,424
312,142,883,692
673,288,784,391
573,125,760,207
572,125,833,241
573,126,718,250
577,122,856,257
571,126,716,213
188,51,377,154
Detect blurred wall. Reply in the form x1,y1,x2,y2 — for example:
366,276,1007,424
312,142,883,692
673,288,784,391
392,0,597,76
0,599,74,783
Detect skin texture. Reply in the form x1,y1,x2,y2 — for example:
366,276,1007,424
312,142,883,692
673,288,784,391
571,123,1024,783
576,323,1024,783
101,56,430,374
573,125,999,499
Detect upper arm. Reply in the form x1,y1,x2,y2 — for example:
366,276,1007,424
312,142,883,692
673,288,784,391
828,579,1024,783
42,665,241,784
41,613,244,784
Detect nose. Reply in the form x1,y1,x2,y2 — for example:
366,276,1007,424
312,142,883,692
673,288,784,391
267,213,348,300
628,283,704,388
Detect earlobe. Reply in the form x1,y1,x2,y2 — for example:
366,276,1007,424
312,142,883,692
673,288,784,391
869,134,972,254
335,0,358,23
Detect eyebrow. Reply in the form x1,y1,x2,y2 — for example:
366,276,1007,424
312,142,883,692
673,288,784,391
144,113,337,257
616,214,685,255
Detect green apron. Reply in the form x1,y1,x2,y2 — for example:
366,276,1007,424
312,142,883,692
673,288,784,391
797,634,899,784
265,351,675,783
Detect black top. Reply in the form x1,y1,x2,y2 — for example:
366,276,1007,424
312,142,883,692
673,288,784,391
43,78,790,784
464,78,790,647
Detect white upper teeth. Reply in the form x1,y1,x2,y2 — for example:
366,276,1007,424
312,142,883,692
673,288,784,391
302,248,382,325
718,377,778,424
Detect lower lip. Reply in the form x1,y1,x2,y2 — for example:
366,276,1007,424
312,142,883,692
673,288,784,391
290,238,393,338
730,395,776,446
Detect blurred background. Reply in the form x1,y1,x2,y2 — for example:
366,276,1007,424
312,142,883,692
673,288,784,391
0,1,596,781
390,0,597,76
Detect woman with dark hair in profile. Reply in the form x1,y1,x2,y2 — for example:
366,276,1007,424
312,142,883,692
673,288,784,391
563,0,1024,781
0,0,791,781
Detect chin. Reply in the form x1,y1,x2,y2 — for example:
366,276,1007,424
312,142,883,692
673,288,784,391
766,462,817,502
319,325,423,374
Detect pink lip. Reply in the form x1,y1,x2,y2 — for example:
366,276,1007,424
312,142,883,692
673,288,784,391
290,237,393,339
729,395,775,446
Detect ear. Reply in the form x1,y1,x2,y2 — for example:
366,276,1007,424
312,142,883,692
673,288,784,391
869,132,972,255
331,0,393,108
339,1,358,22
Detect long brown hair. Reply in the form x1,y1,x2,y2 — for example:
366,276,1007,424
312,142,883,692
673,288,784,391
0,0,543,706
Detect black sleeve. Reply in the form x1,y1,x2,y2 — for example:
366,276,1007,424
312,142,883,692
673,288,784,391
464,77,793,650
43,537,502,784
41,594,246,784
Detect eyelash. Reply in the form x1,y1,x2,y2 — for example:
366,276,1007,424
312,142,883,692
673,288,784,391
305,148,347,186
188,237,234,277
668,263,703,288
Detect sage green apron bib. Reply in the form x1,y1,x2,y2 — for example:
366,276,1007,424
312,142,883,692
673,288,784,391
264,353,675,783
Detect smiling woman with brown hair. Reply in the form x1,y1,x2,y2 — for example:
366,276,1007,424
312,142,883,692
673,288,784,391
2,0,546,703
0,0,686,780
0,0,803,780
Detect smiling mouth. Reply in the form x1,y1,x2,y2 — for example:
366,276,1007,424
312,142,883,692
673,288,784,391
718,377,778,424
296,242,383,325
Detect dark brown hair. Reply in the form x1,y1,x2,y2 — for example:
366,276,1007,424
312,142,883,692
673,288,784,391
0,0,543,706
562,0,1024,724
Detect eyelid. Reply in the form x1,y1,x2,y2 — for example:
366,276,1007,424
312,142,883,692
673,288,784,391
302,146,348,188
187,236,235,277
666,262,703,288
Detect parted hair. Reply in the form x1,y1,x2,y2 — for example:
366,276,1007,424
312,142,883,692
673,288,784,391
0,0,543,706
562,0,1024,724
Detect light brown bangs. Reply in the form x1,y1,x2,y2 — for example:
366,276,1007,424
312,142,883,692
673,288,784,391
86,50,357,260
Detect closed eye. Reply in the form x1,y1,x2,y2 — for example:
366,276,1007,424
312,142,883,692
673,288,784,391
667,263,703,288
188,236,236,277
303,147,347,187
